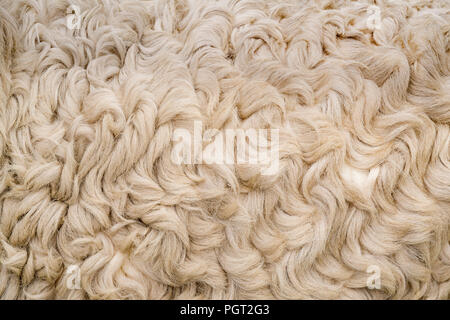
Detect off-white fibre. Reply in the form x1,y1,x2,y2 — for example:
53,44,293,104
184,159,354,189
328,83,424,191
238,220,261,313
0,0,449,299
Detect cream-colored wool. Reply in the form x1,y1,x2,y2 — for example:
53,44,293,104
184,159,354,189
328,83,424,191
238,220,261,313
0,0,449,300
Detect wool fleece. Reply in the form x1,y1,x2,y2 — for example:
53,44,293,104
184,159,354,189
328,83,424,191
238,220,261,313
0,0,449,299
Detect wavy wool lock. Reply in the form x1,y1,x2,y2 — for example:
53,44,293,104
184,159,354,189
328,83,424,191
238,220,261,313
0,0,449,300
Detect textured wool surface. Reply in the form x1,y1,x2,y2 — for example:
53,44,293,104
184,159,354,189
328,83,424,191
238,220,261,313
0,0,449,300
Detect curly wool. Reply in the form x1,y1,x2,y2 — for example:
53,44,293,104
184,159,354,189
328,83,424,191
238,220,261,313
0,0,449,300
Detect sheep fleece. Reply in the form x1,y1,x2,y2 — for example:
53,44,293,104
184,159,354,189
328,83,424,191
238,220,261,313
0,0,449,299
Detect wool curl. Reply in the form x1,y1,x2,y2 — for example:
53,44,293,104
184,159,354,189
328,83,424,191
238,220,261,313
0,0,449,300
